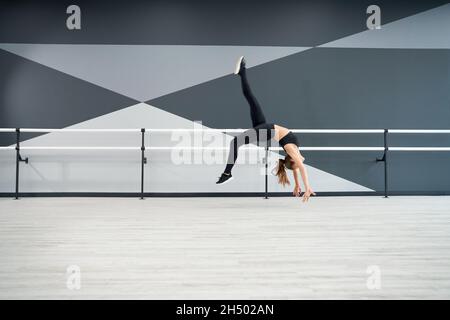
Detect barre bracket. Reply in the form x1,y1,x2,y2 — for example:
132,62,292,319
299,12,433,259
18,154,29,164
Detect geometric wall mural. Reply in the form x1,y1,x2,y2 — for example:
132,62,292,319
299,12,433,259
0,1,449,194
0,44,310,101
0,102,373,193
321,4,450,49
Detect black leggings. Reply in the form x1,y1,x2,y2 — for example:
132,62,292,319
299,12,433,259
224,67,273,174
241,67,266,127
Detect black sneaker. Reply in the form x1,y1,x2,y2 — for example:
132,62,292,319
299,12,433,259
233,56,246,75
216,173,233,184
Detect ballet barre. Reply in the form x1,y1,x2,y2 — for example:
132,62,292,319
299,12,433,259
18,146,141,150
388,129,450,134
1,127,450,199
19,128,141,133
10,128,389,133
2,128,450,133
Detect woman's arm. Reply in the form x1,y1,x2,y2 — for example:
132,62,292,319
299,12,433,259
292,168,301,197
291,151,316,202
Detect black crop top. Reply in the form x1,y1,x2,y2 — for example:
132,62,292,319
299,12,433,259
279,131,299,149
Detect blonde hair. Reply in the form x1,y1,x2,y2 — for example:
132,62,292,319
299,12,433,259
275,158,291,187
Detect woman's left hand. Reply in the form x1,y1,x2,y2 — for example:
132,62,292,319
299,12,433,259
302,187,316,202
293,185,301,197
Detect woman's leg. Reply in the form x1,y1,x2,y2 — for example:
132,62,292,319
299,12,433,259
239,63,267,127
216,58,269,184
223,127,264,174
223,137,240,175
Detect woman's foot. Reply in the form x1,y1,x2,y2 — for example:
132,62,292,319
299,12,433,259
216,172,233,184
234,56,246,75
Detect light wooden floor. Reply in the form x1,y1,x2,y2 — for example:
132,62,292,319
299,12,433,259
0,196,449,299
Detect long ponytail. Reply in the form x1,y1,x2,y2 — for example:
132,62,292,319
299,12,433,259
275,159,290,187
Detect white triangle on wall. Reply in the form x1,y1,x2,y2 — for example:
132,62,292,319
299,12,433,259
2,103,373,193
321,4,450,49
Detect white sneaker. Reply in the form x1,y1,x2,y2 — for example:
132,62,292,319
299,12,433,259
234,56,245,75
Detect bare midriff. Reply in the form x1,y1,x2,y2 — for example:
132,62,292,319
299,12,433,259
273,124,290,141
274,124,305,162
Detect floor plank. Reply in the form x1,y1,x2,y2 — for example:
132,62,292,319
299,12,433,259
0,196,449,299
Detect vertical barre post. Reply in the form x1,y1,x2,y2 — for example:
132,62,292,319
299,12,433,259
264,145,269,199
15,128,20,200
140,128,145,200
384,129,389,198
376,129,389,198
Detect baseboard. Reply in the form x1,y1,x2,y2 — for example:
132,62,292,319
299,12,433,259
0,191,449,198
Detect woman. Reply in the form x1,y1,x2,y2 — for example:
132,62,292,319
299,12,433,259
216,56,316,202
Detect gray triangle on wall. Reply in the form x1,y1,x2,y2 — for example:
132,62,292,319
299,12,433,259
0,44,310,101
321,4,450,49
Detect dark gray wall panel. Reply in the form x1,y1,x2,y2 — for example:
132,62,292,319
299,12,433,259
149,48,450,192
0,0,447,45
149,48,450,130
0,50,138,146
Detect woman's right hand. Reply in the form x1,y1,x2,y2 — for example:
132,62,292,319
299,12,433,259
293,185,301,197
302,187,316,202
